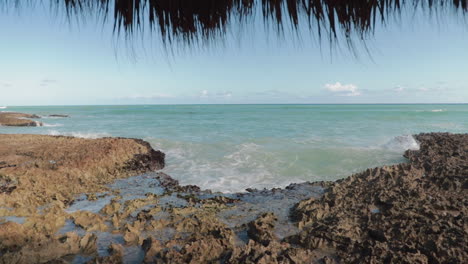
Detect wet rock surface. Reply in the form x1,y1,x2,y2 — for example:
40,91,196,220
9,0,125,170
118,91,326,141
0,132,466,263
0,134,165,263
0,112,42,127
0,134,165,210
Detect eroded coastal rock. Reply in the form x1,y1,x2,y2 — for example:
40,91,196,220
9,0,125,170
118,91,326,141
290,133,467,263
0,134,165,263
0,134,165,209
0,112,42,127
0,132,466,263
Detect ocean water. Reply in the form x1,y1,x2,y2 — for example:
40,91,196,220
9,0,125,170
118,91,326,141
1,104,467,192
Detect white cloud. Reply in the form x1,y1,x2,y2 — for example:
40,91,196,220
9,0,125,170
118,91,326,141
253,90,287,98
125,93,175,100
325,82,361,96
0,81,12,88
199,90,232,99
394,86,405,92
200,90,209,97
418,87,429,92
216,91,232,98
40,79,57,87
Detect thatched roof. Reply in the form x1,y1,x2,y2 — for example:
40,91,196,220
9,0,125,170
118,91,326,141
6,0,468,45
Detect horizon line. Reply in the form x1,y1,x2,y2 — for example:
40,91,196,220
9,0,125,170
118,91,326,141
2,103,468,107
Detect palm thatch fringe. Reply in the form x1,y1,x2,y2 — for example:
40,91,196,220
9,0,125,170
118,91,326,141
4,0,468,45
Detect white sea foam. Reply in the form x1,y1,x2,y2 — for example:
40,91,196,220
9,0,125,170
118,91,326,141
47,130,61,136
41,115,69,119
384,135,420,152
149,134,423,193
47,130,110,139
0,106,7,109
42,123,63,127
154,140,292,193
416,109,446,113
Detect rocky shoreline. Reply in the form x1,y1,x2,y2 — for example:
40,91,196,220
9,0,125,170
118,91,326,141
0,112,71,127
0,132,466,263
0,112,43,127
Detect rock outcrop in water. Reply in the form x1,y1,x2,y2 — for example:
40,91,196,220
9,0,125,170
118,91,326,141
49,114,69,118
0,112,42,127
0,133,466,263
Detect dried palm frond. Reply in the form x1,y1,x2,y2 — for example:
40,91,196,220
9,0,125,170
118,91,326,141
3,0,467,46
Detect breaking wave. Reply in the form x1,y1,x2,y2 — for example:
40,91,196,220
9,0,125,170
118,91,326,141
383,135,420,152
416,109,447,113
42,123,63,127
47,130,110,139
149,139,309,193
149,135,419,193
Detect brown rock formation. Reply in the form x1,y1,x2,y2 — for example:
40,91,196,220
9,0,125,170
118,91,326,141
247,212,278,246
0,221,97,264
0,134,165,263
72,211,108,232
0,134,164,210
0,112,42,127
87,243,124,264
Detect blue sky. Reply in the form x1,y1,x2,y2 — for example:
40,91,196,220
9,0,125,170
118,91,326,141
1,4,468,105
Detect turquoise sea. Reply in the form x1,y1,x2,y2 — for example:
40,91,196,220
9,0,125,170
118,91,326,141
1,104,467,192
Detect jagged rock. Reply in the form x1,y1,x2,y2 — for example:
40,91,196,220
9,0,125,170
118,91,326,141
228,239,323,264
0,231,97,264
247,212,278,246
0,174,17,194
72,211,108,232
0,222,28,249
79,233,98,254
100,199,122,216
156,172,201,193
0,134,165,262
123,221,144,245
142,237,164,263
88,243,124,264
0,134,165,210
289,133,468,263
86,193,98,201
123,139,165,173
